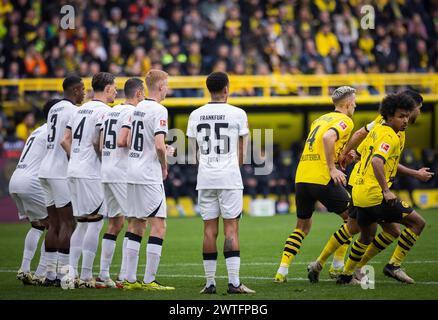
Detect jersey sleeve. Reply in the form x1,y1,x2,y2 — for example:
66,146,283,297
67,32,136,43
330,117,353,140
95,112,106,131
121,109,133,129
154,107,168,135
66,109,77,130
365,115,384,132
372,132,399,163
238,110,249,136
186,113,196,138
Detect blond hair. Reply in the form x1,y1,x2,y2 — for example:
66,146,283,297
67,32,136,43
145,69,168,91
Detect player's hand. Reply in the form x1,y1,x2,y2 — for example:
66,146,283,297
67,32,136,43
415,167,435,182
166,144,175,156
383,189,397,206
339,151,357,170
338,153,347,170
162,166,168,181
330,168,347,186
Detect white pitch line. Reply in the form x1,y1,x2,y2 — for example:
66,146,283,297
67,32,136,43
2,269,438,285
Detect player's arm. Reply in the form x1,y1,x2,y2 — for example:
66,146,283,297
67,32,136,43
155,133,168,180
339,126,368,169
188,137,198,165
323,129,347,186
98,129,104,153
397,164,434,182
239,135,248,166
92,126,101,160
60,127,72,159
372,155,397,205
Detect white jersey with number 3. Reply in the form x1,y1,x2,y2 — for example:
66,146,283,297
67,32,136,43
126,99,168,185
99,104,135,183
67,100,110,179
186,102,249,190
39,99,77,179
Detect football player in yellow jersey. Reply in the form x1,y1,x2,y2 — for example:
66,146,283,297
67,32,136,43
336,93,428,284
307,90,434,284
274,86,356,283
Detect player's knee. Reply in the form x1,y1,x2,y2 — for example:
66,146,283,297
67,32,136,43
413,212,426,233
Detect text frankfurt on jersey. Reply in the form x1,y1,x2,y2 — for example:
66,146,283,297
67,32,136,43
200,114,225,120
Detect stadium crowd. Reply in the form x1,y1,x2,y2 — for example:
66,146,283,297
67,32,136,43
0,0,437,84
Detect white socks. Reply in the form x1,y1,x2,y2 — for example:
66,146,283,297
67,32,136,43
57,251,69,279
21,227,44,272
99,233,117,280
202,252,217,287
68,221,88,278
143,237,163,284
225,251,240,287
80,219,103,281
118,236,128,281
125,233,142,283
34,240,47,278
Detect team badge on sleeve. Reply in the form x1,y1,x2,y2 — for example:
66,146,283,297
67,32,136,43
160,120,167,126
379,142,390,153
338,120,347,131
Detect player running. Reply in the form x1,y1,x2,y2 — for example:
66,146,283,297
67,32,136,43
187,72,255,294
274,86,356,283
336,92,427,284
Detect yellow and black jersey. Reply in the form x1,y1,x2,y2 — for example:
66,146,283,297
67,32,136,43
349,115,405,187
352,124,403,207
296,111,354,185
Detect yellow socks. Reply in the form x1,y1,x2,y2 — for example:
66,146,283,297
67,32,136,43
389,228,419,267
317,223,352,266
280,229,306,268
358,231,396,268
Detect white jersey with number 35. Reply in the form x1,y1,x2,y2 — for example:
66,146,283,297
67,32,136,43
67,100,110,179
186,103,249,190
126,99,168,185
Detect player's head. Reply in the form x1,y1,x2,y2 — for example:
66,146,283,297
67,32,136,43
206,72,229,101
124,78,145,104
63,75,85,104
379,92,416,132
145,69,168,102
43,99,62,120
331,86,356,117
92,72,117,103
402,89,423,124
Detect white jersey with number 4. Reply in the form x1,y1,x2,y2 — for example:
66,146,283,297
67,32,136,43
39,99,77,179
186,102,249,190
126,99,168,185
99,104,135,183
67,100,110,179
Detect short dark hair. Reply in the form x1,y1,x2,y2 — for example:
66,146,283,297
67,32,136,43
43,99,62,119
402,89,423,105
124,78,144,98
379,93,416,121
206,72,229,93
62,75,82,91
92,72,115,92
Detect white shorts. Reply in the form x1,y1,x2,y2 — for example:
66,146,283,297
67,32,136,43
68,178,105,217
198,189,243,221
103,183,127,218
126,184,166,219
39,178,71,208
10,192,47,222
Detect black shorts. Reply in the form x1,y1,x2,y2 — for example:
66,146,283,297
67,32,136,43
357,199,414,227
295,181,351,219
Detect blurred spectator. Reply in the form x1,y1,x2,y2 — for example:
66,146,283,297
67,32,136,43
15,112,36,142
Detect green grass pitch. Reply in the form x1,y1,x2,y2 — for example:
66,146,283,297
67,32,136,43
1,210,437,300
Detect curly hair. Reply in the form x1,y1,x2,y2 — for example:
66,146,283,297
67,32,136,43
379,92,416,121
206,72,229,93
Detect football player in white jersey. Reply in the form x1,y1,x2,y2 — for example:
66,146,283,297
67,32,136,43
122,70,174,291
186,72,255,294
10,100,59,286
94,78,145,289
61,72,116,288
38,76,85,286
